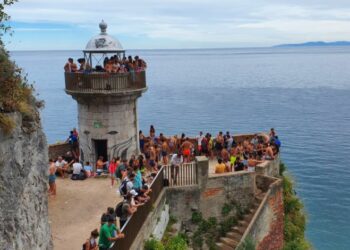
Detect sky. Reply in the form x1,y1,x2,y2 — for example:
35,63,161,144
4,0,350,50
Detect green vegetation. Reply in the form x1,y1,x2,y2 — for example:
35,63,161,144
144,215,188,250
0,0,41,135
280,162,311,250
236,237,256,250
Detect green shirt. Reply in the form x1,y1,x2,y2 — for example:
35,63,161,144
108,223,117,237
99,223,112,248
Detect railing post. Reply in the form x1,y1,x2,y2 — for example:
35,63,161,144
195,156,209,190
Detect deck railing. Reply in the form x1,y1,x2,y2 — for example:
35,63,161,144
163,162,198,187
64,71,146,93
111,166,164,250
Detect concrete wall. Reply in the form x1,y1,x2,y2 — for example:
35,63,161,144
130,190,168,250
240,176,284,250
200,172,256,218
76,94,141,163
256,155,280,178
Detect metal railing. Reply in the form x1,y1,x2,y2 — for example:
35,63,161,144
111,166,164,250
64,71,146,93
163,162,198,187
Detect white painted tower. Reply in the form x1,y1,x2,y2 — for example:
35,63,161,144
65,21,147,163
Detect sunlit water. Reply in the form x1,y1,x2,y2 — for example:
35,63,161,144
11,47,350,250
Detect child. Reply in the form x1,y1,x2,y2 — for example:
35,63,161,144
84,161,94,177
48,159,57,196
83,229,99,250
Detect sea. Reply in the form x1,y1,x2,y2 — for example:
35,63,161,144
11,47,350,250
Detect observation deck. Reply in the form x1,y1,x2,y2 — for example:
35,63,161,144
64,71,147,95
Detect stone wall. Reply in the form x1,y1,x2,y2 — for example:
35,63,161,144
0,113,52,250
256,155,280,178
240,175,284,250
200,172,256,218
48,142,71,160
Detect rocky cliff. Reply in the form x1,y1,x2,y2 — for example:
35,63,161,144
0,113,52,250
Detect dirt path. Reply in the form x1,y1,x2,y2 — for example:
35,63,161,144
48,177,122,250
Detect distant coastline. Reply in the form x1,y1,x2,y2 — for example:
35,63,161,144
274,41,350,48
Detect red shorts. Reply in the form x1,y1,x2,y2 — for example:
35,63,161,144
183,149,190,156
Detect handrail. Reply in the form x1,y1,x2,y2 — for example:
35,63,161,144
64,71,146,94
163,162,198,187
111,166,165,250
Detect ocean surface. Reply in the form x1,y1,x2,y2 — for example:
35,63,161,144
11,47,350,250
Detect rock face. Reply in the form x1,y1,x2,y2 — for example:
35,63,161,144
0,113,52,250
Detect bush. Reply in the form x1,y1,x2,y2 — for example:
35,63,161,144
165,235,188,250
144,238,165,250
281,163,311,250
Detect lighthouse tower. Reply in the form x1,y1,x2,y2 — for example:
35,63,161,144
65,21,147,163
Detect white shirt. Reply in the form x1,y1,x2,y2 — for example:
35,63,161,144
170,154,183,166
55,160,67,168
196,134,204,145
72,162,83,174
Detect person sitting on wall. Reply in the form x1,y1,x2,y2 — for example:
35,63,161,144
83,229,99,250
66,130,79,159
264,143,275,160
247,156,264,172
215,158,226,174
55,156,68,178
98,215,125,250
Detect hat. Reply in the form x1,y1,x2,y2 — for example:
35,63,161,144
130,189,138,197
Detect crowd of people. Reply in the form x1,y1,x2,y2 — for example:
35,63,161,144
48,126,281,248
63,55,147,74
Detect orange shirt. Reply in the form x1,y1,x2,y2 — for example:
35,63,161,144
215,163,226,174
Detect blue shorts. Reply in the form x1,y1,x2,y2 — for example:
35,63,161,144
49,175,56,184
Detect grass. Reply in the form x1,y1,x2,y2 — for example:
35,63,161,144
0,46,38,135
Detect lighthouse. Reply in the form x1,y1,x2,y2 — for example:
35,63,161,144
64,21,147,163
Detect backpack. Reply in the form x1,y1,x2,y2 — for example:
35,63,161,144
115,164,125,179
119,180,128,196
115,201,124,217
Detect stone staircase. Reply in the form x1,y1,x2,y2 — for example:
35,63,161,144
215,189,265,250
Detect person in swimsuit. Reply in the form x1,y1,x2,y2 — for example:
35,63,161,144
215,132,224,155
149,125,155,138
108,158,117,187
161,140,169,165
264,143,275,160
181,138,194,163
247,157,264,172
48,159,56,196
96,156,108,175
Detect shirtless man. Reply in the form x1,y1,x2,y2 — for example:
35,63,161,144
181,138,194,163
64,58,77,72
264,143,275,160
247,157,264,172
48,159,57,196
215,132,224,155
161,140,169,165
149,146,157,170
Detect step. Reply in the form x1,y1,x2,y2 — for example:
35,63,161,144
231,226,246,234
220,237,238,248
244,212,254,221
226,231,242,242
238,220,249,228
216,242,235,250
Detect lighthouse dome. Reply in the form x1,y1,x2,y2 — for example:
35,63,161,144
84,20,124,53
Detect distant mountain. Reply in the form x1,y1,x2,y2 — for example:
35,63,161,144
274,41,350,48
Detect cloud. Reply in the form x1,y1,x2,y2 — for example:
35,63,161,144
5,0,350,49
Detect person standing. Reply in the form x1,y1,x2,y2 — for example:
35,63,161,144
48,159,56,196
108,158,117,187
98,216,125,250
196,131,205,155
170,152,183,185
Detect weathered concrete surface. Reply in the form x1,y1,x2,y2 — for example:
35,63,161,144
201,172,256,218
256,155,280,177
129,189,167,250
48,142,71,160
0,113,52,250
